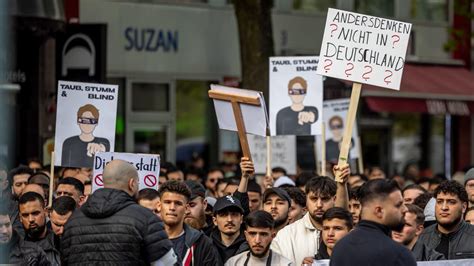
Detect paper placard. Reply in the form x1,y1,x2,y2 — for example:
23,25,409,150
316,98,360,164
211,84,268,137
317,8,412,90
92,152,160,193
270,56,323,136
54,80,118,168
248,135,297,175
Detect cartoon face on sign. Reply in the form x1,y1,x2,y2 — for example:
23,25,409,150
276,76,319,135
61,104,110,167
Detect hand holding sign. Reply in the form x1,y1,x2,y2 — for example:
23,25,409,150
333,164,350,184
86,143,106,157
298,111,315,125
240,157,255,179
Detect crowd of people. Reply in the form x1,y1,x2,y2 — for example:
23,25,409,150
1,157,474,265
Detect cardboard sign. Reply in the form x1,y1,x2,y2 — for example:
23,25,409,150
210,84,268,160
323,99,360,164
317,8,412,90
54,80,118,168
270,56,323,136
92,152,160,193
248,135,297,175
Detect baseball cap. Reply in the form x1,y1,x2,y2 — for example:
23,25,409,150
28,173,50,186
263,187,292,207
184,180,206,199
213,195,244,214
273,176,296,187
465,168,474,185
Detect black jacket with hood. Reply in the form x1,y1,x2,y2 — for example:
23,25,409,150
180,224,221,265
0,230,50,266
211,227,249,263
61,188,174,265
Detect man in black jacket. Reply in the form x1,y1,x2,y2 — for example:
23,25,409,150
392,204,444,261
61,159,177,265
211,195,249,263
331,179,416,266
19,192,61,265
0,204,49,265
418,180,474,259
158,180,220,265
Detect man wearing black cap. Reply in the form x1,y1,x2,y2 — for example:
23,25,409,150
211,195,249,263
263,188,291,232
184,180,213,235
158,180,220,265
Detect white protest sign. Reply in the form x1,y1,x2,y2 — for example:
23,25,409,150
248,135,297,175
322,98,360,164
92,152,160,193
211,85,268,137
54,80,118,168
317,8,412,90
269,56,323,136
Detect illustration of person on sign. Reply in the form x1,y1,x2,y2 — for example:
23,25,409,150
62,104,110,167
276,76,318,135
326,115,354,163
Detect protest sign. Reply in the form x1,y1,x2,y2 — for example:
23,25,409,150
270,56,323,136
54,80,118,168
317,8,412,90
209,84,268,160
92,152,160,193
323,98,360,164
248,135,297,175
316,9,411,179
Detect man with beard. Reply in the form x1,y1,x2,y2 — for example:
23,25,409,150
19,192,61,265
211,195,249,263
158,180,220,265
418,180,474,259
0,204,49,265
225,210,293,266
184,180,213,235
271,164,350,265
392,204,444,261
61,160,177,265
330,179,416,266
262,188,291,232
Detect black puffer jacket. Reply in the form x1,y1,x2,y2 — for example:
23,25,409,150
0,230,50,266
61,188,174,265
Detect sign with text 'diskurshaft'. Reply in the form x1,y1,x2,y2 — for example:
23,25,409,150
317,8,412,90
92,152,160,193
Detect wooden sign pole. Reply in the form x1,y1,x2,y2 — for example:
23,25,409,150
357,136,364,174
336,82,362,181
48,151,55,208
321,122,326,176
266,135,271,177
208,90,261,161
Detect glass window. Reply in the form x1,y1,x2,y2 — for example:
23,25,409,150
355,0,395,17
131,82,169,112
392,114,421,174
133,129,167,158
410,0,448,22
293,0,336,12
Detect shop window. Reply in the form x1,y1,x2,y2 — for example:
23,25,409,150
392,114,421,174
410,0,448,22
355,0,394,17
293,0,336,12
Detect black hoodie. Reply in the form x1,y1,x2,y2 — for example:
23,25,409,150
61,188,174,265
211,227,249,263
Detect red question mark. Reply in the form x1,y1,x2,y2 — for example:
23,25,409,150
391,35,400,48
330,23,338,37
384,70,393,85
324,59,333,73
345,62,354,77
362,65,373,81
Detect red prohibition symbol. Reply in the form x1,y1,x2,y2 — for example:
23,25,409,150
144,174,157,187
94,174,103,187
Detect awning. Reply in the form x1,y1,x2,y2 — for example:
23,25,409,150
361,64,474,115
